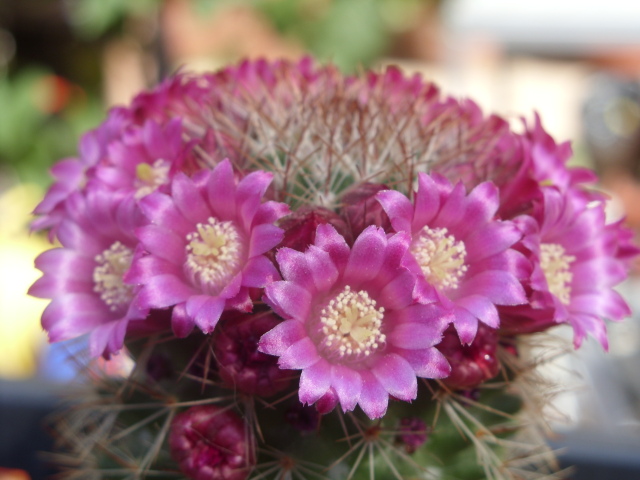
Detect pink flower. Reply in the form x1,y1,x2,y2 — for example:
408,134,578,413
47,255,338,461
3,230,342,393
377,173,528,344
127,159,288,337
169,405,254,480
259,224,451,419
497,113,601,219
90,118,196,200
31,108,132,239
29,188,149,357
504,188,633,349
522,113,598,192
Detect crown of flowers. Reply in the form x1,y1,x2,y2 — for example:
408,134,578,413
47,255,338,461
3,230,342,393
30,58,638,480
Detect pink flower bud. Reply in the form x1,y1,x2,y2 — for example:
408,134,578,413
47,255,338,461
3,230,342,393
341,183,391,238
276,206,350,252
395,417,430,454
214,313,292,397
439,324,500,389
169,405,254,480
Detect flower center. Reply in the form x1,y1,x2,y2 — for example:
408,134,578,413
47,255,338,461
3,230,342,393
185,217,243,295
411,226,468,290
93,241,134,312
134,159,170,199
540,243,575,305
319,286,386,359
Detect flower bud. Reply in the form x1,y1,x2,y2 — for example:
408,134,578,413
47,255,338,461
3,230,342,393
169,405,253,480
395,417,429,454
276,206,350,252
341,183,391,238
439,324,500,389
214,313,292,397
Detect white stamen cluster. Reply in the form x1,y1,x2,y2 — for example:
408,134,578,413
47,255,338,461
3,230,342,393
411,226,468,290
93,241,134,312
185,217,243,294
134,159,171,199
319,286,386,359
540,243,575,305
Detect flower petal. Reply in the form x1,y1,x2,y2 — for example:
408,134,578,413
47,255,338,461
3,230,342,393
376,190,413,233
332,365,363,413
264,281,312,320
451,308,479,345
358,371,389,419
459,270,526,306
139,192,192,235
399,347,451,379
137,225,185,263
388,322,445,349
315,224,350,269
259,319,307,356
241,255,280,287
372,353,417,401
207,159,237,220
279,337,320,370
456,294,500,328
249,223,284,257
344,226,386,284
187,295,225,333
306,246,339,293
137,274,194,309
171,173,211,225
299,359,332,405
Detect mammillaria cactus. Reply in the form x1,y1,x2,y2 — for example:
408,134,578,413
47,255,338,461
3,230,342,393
30,58,637,479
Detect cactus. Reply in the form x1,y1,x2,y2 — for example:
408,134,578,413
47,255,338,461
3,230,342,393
31,58,636,479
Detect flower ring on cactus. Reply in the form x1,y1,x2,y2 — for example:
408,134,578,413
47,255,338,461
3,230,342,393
28,58,639,480
126,159,289,337
259,223,452,419
377,173,529,344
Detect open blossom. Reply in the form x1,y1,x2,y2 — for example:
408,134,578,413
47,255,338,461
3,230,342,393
498,114,602,219
377,173,528,344
504,188,632,349
90,118,196,200
259,224,451,419
31,108,133,239
127,159,288,337
29,188,148,357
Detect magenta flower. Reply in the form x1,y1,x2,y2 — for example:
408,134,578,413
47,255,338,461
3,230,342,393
90,118,195,200
498,114,602,219
127,159,288,337
31,108,132,239
29,188,148,357
522,113,598,192
259,224,451,419
505,188,632,349
169,405,254,480
377,173,528,344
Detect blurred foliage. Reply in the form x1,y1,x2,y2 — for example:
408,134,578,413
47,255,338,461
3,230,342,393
65,0,159,38
66,0,429,71
0,69,103,185
0,0,432,181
